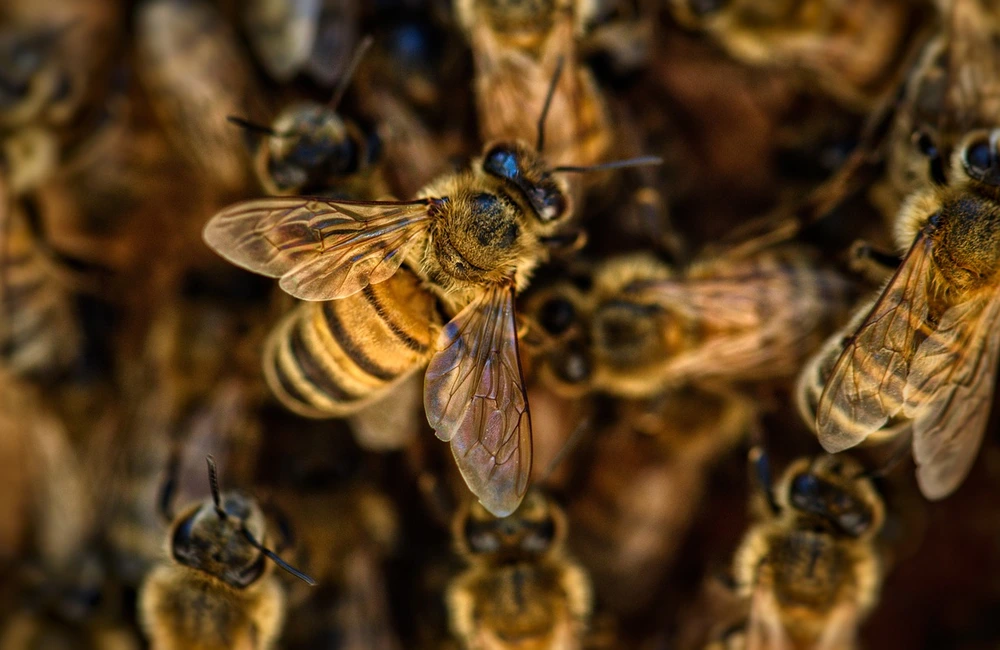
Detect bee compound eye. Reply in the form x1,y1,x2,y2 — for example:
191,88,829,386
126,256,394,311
687,0,729,17
964,139,993,175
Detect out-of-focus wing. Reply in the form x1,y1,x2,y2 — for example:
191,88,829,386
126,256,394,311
424,284,531,518
203,197,431,300
904,293,1000,499
816,234,935,453
634,266,851,382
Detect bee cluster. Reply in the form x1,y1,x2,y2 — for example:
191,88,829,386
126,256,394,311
5,0,1000,648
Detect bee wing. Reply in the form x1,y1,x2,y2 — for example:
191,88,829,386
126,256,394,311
816,235,935,453
635,269,848,380
424,284,531,518
203,197,432,300
903,293,1000,499
815,601,862,650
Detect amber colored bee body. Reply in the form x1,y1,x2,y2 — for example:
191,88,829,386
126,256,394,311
529,248,854,400
263,265,439,418
447,490,592,650
733,452,885,650
205,137,587,516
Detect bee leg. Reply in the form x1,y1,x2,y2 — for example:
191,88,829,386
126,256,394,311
156,447,181,524
847,239,901,284
748,446,779,515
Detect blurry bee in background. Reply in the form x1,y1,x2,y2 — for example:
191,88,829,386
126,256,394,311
454,0,613,173
139,456,315,650
732,449,886,650
135,0,265,195
0,0,121,132
242,0,361,87
527,248,854,400
565,387,755,616
447,489,592,650
0,370,95,575
0,178,81,379
229,37,387,198
203,64,661,516
667,0,927,111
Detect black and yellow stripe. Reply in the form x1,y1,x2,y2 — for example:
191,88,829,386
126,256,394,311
263,266,440,417
0,197,80,378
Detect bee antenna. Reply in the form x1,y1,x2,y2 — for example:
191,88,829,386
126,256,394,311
329,35,374,111
241,527,317,586
539,417,591,485
536,56,565,154
205,456,227,520
553,155,664,174
226,115,278,137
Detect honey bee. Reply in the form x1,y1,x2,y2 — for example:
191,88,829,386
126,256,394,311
455,0,612,171
566,387,755,616
0,177,80,379
733,449,886,650
527,249,853,400
812,2,1000,499
0,0,120,131
203,67,660,516
242,0,361,86
135,0,264,195
139,456,315,650
667,0,927,110
229,37,385,197
447,489,592,650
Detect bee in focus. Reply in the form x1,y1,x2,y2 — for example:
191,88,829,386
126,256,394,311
526,248,853,400
813,127,1000,499
455,0,612,172
810,3,1000,498
447,489,592,650
228,37,384,198
732,449,885,650
203,64,660,516
668,0,926,110
139,456,315,650
135,0,264,194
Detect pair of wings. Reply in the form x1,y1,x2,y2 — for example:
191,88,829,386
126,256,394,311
630,266,848,383
815,232,1000,499
204,197,531,517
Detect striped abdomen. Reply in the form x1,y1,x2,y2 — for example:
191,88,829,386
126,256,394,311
263,267,440,417
0,198,80,378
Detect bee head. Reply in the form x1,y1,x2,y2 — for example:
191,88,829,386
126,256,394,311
458,490,563,560
481,141,571,225
265,103,361,194
780,455,884,539
168,457,316,589
170,490,269,589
